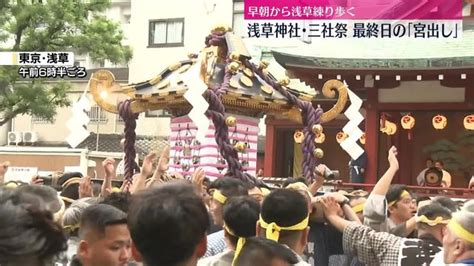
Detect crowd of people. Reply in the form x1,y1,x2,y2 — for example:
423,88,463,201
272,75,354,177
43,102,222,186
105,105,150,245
0,145,473,266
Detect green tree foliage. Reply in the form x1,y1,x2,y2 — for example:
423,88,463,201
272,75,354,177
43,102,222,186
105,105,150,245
422,139,462,172
457,131,474,174
423,132,474,176
0,0,132,125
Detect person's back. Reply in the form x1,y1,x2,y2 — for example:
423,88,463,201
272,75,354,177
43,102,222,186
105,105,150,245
128,182,210,266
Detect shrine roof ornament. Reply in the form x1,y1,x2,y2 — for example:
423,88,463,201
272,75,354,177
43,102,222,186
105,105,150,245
89,25,349,185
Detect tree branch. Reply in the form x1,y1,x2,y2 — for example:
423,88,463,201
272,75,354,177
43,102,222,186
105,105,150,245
37,22,64,51
12,4,33,51
0,105,28,126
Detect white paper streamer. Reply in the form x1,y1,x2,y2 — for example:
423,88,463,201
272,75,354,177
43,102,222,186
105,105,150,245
340,81,365,160
66,94,91,148
182,58,210,143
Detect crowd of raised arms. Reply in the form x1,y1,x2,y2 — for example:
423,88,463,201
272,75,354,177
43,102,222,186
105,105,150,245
0,145,473,266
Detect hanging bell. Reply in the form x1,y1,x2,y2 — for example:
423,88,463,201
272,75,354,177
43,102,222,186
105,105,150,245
314,133,325,144
241,160,249,167
192,156,200,165
313,148,324,159
312,124,323,135
216,158,226,172
226,116,237,127
183,145,192,156
234,141,247,152
181,162,190,172
217,158,226,165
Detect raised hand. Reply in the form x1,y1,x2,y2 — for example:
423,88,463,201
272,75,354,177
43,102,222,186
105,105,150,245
102,158,116,178
100,158,115,198
326,192,349,204
0,161,10,176
388,146,399,170
310,164,327,194
192,167,206,192
141,152,157,178
120,178,132,192
79,176,93,198
30,175,44,185
321,196,342,218
157,146,170,174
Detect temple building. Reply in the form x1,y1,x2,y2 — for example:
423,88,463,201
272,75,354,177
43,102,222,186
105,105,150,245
262,18,474,187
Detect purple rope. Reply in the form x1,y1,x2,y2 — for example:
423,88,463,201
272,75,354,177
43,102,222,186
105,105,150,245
241,59,324,181
118,100,139,191
204,32,255,184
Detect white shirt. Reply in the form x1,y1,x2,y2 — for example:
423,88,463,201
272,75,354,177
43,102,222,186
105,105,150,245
416,168,451,187
441,169,452,188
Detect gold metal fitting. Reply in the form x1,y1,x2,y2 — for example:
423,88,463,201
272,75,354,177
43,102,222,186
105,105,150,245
278,77,290,86
312,124,323,135
225,116,237,127
313,148,324,159
259,60,270,69
211,25,231,34
234,142,247,152
227,62,240,74
187,53,198,59
314,133,325,144
229,52,241,61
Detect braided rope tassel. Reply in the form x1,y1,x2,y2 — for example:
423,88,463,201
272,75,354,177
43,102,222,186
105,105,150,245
118,100,139,191
242,59,324,181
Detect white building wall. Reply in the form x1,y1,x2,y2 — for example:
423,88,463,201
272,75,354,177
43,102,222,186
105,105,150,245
11,82,125,144
129,0,233,137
